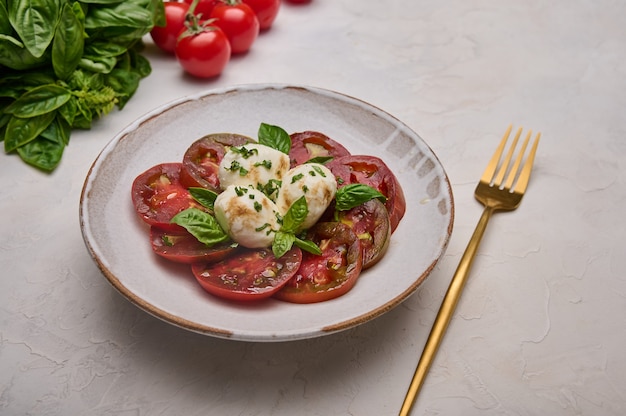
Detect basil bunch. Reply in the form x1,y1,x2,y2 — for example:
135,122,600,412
0,0,165,171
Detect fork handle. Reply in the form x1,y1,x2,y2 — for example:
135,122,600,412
399,206,495,416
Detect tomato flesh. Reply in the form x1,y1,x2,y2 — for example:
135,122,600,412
336,198,390,269
328,155,406,232
274,222,362,303
288,130,351,167
192,247,302,301
150,226,236,264
131,163,201,231
180,133,255,190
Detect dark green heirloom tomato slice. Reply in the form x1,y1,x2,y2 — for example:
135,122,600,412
274,222,363,304
150,226,236,264
327,155,406,233
288,130,351,167
131,163,202,231
335,198,391,269
180,133,255,191
191,247,302,301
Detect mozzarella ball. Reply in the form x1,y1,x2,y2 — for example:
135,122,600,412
276,163,337,230
214,185,280,248
218,143,290,193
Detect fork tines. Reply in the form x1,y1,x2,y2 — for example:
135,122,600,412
483,125,541,193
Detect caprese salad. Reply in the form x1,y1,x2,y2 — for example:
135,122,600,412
131,123,406,303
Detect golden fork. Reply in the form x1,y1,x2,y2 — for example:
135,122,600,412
399,126,541,415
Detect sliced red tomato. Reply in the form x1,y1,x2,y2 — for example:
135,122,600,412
131,163,201,231
150,226,236,264
327,155,406,232
242,0,280,30
336,198,390,269
210,1,260,54
288,130,351,167
180,133,255,190
191,247,302,301
274,222,363,304
150,2,190,54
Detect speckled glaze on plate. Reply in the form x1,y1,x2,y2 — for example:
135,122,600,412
79,84,454,342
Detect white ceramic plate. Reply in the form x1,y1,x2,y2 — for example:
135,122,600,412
80,84,454,342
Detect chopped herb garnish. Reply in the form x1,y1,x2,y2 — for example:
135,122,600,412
234,186,249,196
254,160,272,169
231,146,258,159
311,165,326,177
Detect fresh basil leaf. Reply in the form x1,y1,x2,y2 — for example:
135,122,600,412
0,36,48,70
104,68,141,109
281,196,308,233
58,96,79,126
85,2,154,30
4,112,56,153
335,183,387,211
258,123,291,154
4,85,71,117
131,50,152,78
79,55,117,74
84,41,128,58
149,0,166,27
305,156,333,164
40,115,71,146
294,237,321,256
272,231,295,259
188,187,218,210
16,134,65,172
0,1,12,34
8,0,61,58
52,2,85,80
170,208,229,246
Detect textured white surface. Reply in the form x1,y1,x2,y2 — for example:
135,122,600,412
1,0,625,414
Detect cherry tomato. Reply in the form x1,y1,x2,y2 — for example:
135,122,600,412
242,0,280,30
210,1,260,54
175,25,231,78
150,2,190,53
327,155,406,232
131,163,202,231
288,130,351,167
150,226,236,264
274,222,363,304
180,133,255,190
191,247,302,301
336,198,390,269
182,0,218,17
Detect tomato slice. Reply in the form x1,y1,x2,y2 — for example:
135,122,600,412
191,247,302,301
274,222,363,304
335,198,390,269
327,155,406,232
180,133,255,190
150,226,236,264
131,163,200,231
288,130,351,167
